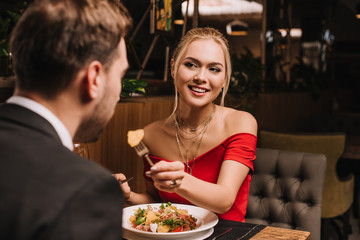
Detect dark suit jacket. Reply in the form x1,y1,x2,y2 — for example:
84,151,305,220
0,103,124,240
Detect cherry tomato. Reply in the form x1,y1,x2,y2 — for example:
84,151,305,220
171,226,182,232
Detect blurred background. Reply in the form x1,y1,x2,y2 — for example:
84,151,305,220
1,2,360,239
1,0,360,189
1,0,359,112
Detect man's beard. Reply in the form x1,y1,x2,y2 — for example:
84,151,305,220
73,115,106,143
73,96,113,143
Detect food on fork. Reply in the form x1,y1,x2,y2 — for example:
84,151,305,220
129,202,198,233
127,129,144,147
127,129,154,166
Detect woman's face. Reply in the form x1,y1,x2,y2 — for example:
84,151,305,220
174,39,226,108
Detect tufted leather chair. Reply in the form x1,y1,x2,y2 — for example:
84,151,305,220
246,148,327,240
258,130,354,240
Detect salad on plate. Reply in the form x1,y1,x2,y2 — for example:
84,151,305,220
129,202,198,233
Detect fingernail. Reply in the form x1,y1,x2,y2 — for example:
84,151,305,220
150,166,157,171
145,171,151,176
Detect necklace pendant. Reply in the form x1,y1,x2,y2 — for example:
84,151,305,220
175,104,216,177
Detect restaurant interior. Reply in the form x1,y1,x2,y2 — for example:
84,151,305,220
1,0,360,239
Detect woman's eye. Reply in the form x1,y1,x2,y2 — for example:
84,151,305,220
210,67,220,72
184,62,196,68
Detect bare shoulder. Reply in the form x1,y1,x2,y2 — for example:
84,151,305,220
142,115,179,157
142,116,173,147
220,106,258,137
143,118,163,133
143,118,166,140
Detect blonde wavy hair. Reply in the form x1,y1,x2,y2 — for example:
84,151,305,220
171,27,232,112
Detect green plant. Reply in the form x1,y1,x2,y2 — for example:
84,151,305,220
226,47,264,112
290,57,327,99
121,78,148,97
229,47,264,97
0,0,31,77
0,10,22,77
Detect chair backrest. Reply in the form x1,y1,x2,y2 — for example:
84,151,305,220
246,148,327,240
73,143,91,159
258,130,354,220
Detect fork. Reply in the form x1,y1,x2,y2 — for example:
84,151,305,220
119,176,134,184
134,141,154,166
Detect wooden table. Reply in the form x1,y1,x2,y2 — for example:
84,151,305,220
205,219,310,240
122,219,311,240
251,226,310,240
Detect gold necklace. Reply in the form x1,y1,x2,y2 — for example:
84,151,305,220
175,124,209,174
175,104,216,134
174,105,216,175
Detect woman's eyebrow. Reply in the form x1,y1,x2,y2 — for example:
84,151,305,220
183,57,199,63
183,56,224,67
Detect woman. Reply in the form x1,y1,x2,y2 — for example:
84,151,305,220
117,27,257,222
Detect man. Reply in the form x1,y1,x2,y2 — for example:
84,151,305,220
0,0,132,239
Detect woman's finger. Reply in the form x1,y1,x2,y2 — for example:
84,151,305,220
148,169,185,181
154,178,182,192
150,160,184,172
113,173,127,182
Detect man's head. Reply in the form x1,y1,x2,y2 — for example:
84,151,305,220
74,38,129,142
10,0,132,142
10,0,132,99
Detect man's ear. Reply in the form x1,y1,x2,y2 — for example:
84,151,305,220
84,61,103,100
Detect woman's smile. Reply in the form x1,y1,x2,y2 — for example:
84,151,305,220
188,85,209,95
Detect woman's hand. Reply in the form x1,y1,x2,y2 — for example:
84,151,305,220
113,173,131,200
145,160,185,192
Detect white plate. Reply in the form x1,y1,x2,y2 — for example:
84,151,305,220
122,203,218,240
123,227,214,240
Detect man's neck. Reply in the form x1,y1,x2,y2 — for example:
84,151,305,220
15,90,81,140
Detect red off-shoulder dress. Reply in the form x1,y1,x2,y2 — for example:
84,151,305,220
142,133,257,222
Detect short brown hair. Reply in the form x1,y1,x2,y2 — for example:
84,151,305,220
10,0,132,99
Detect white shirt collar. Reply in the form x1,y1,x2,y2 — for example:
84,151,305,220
7,96,74,151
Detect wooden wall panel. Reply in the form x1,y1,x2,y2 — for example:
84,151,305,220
252,91,345,132
85,97,174,193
